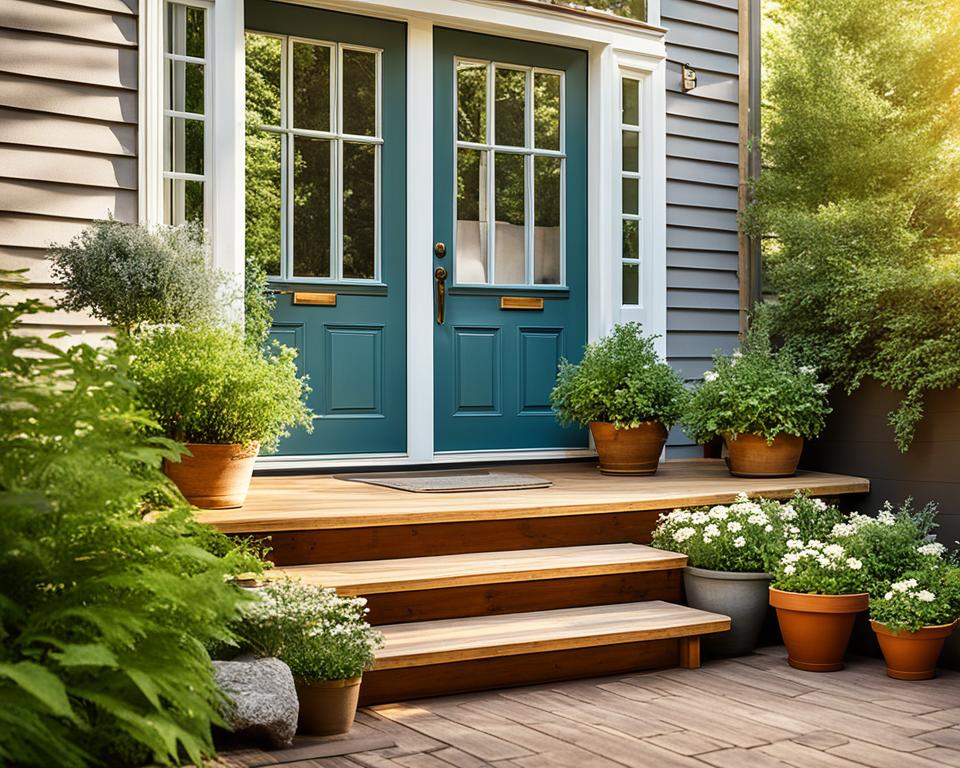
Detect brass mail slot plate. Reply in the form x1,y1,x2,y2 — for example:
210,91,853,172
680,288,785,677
500,296,544,311
294,292,337,306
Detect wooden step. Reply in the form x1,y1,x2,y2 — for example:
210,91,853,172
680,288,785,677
271,544,686,595
360,602,730,704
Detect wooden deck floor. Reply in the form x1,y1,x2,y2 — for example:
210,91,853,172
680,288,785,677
200,459,869,533
218,648,960,768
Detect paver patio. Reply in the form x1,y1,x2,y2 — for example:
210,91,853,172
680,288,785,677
218,646,960,767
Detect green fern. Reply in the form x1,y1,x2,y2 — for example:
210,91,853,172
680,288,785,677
0,284,264,767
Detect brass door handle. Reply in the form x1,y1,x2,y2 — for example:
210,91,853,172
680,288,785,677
435,266,447,324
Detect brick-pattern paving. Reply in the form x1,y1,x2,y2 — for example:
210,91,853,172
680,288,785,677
221,648,960,767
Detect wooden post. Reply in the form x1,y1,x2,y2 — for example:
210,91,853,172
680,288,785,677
679,637,701,669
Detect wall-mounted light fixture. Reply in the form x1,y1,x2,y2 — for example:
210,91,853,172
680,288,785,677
681,63,698,93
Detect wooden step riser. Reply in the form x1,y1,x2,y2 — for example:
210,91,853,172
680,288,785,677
254,510,661,566
359,637,697,705
362,570,683,625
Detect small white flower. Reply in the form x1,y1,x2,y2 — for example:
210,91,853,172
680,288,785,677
704,524,721,538
824,544,844,559
703,537,713,544
786,539,804,550
727,521,743,533
799,365,817,375
673,526,696,543
918,542,946,558
846,558,862,570
748,513,768,525
916,590,935,603
812,498,827,511
709,506,730,520
884,591,893,600
691,511,709,524
733,536,746,548
815,383,830,394
703,370,719,382
783,564,796,575
831,522,856,537
764,524,774,532
732,349,743,359
891,579,918,593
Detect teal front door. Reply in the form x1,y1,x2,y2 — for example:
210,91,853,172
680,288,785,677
245,2,406,456
433,29,589,452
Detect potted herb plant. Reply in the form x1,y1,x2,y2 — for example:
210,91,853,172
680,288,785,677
870,563,960,680
550,323,686,475
683,320,831,478
129,324,313,508
240,579,383,736
652,492,843,657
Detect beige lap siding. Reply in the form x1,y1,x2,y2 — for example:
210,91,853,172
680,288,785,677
0,0,138,348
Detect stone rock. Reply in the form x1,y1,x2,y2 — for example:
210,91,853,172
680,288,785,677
213,656,298,749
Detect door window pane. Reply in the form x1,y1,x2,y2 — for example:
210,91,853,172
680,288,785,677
534,156,561,285
622,262,640,305
246,130,282,276
622,130,639,173
456,148,488,283
246,33,282,127
164,116,204,174
293,138,332,278
342,48,377,137
622,219,639,261
622,177,638,216
293,42,331,131
166,60,204,114
457,62,487,144
166,3,204,58
342,142,376,279
163,178,204,225
622,77,639,126
494,152,526,284
495,68,526,148
534,72,561,151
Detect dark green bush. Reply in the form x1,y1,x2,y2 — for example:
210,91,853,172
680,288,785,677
127,324,313,453
550,323,686,429
749,0,960,450
0,289,263,767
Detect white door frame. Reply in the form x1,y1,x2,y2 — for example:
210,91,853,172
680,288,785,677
142,0,668,470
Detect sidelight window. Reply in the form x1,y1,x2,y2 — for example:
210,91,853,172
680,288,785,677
163,1,211,228
454,59,565,287
620,75,642,306
245,32,381,283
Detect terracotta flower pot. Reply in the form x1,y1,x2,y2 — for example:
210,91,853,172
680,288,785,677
769,588,869,672
724,433,803,478
163,442,259,509
295,676,362,736
871,619,958,680
589,421,667,476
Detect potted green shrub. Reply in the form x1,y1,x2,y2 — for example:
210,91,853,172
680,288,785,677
683,321,831,478
129,324,313,508
240,579,383,736
870,562,960,680
652,492,843,657
550,323,686,475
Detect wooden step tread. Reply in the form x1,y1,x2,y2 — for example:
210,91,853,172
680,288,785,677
373,601,730,670
201,460,869,533
271,544,687,595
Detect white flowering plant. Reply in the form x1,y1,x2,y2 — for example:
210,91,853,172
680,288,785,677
833,500,940,596
681,318,831,444
238,579,383,681
870,566,960,632
771,538,868,595
651,492,843,573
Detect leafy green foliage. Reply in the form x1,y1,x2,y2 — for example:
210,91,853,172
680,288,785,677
748,0,960,450
0,290,264,767
682,317,831,444
870,566,960,632
238,580,382,682
49,219,229,335
550,323,686,429
127,325,313,453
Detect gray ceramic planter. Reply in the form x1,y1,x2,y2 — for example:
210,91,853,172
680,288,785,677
684,566,773,658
